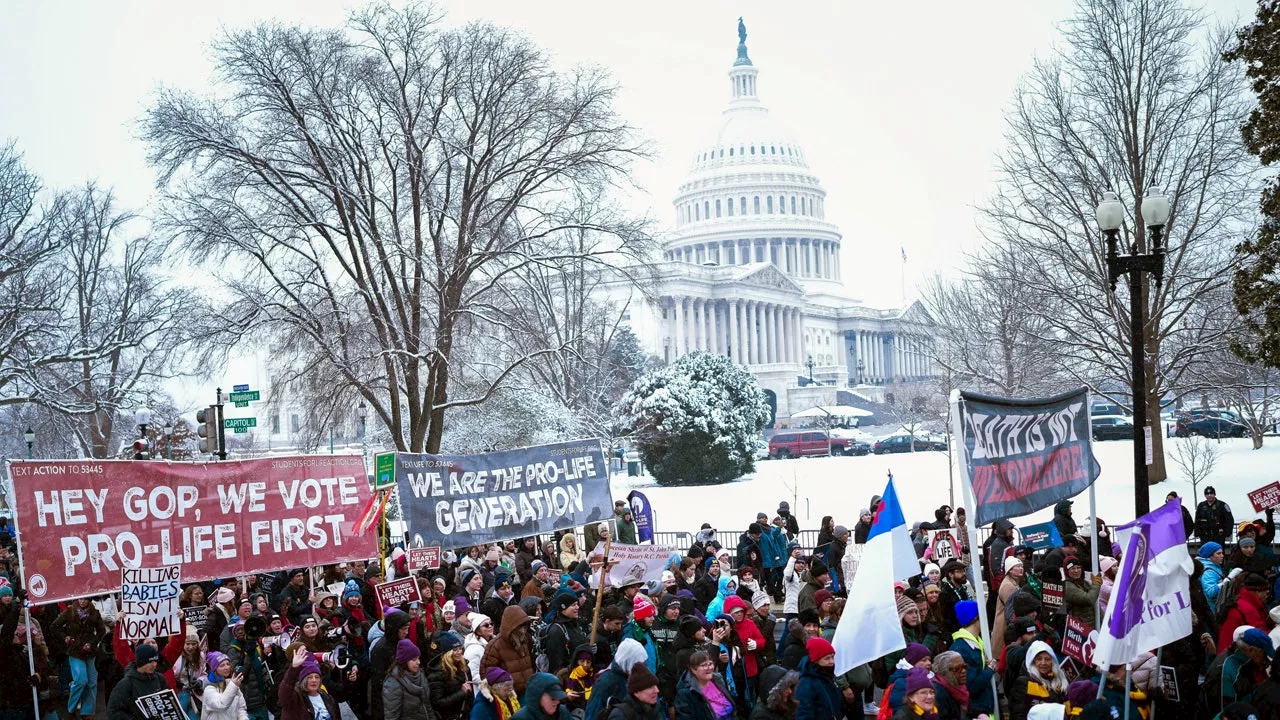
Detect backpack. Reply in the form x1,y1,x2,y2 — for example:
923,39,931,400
597,696,635,720
533,618,554,673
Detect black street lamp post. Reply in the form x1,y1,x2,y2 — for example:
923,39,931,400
163,422,172,460
23,427,34,459
806,355,815,385
857,359,865,386
1096,188,1168,519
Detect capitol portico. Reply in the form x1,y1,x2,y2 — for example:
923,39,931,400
617,20,936,420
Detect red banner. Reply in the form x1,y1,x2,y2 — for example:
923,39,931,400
8,455,378,604
1248,481,1280,513
1061,615,1096,666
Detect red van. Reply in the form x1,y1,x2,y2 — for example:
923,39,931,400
768,431,850,458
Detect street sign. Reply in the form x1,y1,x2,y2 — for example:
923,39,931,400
224,417,257,434
228,390,260,408
232,384,249,392
375,452,396,490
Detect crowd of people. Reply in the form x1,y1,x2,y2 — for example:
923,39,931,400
0,488,1278,720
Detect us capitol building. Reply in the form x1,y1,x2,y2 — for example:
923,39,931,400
616,20,936,421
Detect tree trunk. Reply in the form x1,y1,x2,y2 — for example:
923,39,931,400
1253,429,1265,449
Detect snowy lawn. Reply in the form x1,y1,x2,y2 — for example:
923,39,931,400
610,436,1280,536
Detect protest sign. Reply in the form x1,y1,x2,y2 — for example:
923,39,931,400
628,490,655,543
326,582,347,596
954,388,1100,526
1248,481,1280,513
588,542,679,588
135,689,185,720
396,440,612,548
374,577,421,609
1159,666,1180,703
1060,657,1079,683
1018,521,1063,551
407,546,441,571
1061,615,1096,666
928,530,961,562
120,565,182,640
182,606,207,633
7,454,377,604
1042,582,1064,613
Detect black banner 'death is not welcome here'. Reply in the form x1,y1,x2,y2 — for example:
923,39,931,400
394,440,613,548
957,387,1101,527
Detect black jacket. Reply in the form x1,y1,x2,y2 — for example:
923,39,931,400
1194,500,1234,544
1052,502,1077,540
107,664,170,720
426,654,472,720
544,614,590,676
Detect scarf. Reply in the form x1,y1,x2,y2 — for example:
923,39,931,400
953,628,984,657
493,694,520,720
934,672,970,713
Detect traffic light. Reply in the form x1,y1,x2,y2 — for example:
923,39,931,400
196,406,218,455
132,439,149,460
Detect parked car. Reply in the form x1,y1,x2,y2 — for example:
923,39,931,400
1174,410,1248,439
1091,415,1134,441
872,434,947,454
768,431,859,458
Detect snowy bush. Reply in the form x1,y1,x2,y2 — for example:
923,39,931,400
618,352,770,486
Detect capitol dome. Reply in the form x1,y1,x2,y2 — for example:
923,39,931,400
664,20,843,292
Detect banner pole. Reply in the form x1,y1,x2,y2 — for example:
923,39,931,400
6,460,41,717
1091,482,1102,624
1123,664,1132,720
1150,648,1162,720
589,537,611,647
951,394,1000,720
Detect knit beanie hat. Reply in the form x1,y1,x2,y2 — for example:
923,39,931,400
1198,542,1222,559
633,594,656,621
214,587,235,604
905,643,931,666
806,637,835,663
955,600,979,627
809,557,829,578
1066,680,1098,708
436,632,463,653
553,592,578,614
678,615,704,640
1004,555,1023,573
135,644,160,666
752,591,772,609
814,589,833,607
395,638,420,665
453,596,473,615
923,563,940,577
442,600,456,615
485,667,513,686
897,594,917,619
206,651,229,683
299,657,322,680
626,663,660,694
0,586,12,599
905,667,932,696
1240,537,1257,549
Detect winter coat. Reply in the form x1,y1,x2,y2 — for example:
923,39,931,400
383,666,436,720
427,655,473,720
1199,558,1226,612
674,669,739,720
708,575,737,621
615,507,639,545
543,611,590,675
480,605,536,697
991,575,1020,660
1224,547,1275,577
794,659,841,720
1052,502,1077,540
514,545,537,587
782,558,803,614
1063,576,1100,627
951,630,995,716
779,621,810,671
278,665,342,720
1218,588,1269,652
583,639,649,720
201,680,249,720
510,673,574,720
1194,499,1234,545
470,682,520,720
722,596,766,678
51,604,107,660
558,535,585,572
779,511,801,538
107,664,171,720
1007,641,1068,720
824,539,847,594
692,572,720,613
853,519,872,545
1178,505,1194,539
736,533,764,576
583,522,612,559
797,573,824,616
937,579,972,634
370,611,414,717
225,639,272,711
760,527,787,570
606,696,663,720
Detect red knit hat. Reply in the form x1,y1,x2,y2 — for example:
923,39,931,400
633,594,656,621
807,637,836,663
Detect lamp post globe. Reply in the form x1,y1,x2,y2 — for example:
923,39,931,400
22,427,34,459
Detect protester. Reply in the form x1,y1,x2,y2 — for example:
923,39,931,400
794,638,841,720
1008,641,1068,719
107,643,170,720
201,652,247,720
605,663,662,720
1063,557,1102,627
427,632,472,720
1198,542,1227,612
382,639,434,720
279,647,341,720
53,596,108,719
481,606,536,698
674,650,739,720
750,666,799,720
892,668,938,720
471,668,520,720
949,600,995,718
510,672,572,720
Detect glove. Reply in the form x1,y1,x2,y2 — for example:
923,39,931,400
64,637,74,647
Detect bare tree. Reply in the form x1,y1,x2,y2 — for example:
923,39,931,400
982,0,1259,484
884,383,944,450
1170,435,1219,498
920,243,1067,397
143,5,650,453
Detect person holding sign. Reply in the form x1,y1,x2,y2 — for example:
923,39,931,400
201,651,247,720
1062,558,1101,627
107,644,170,720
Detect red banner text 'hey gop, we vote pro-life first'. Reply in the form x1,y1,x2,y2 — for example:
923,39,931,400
7,455,378,604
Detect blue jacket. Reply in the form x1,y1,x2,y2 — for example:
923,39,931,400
760,527,787,570
794,659,841,720
951,630,995,715
510,673,573,720
886,665,911,711
1200,558,1224,612
707,575,737,621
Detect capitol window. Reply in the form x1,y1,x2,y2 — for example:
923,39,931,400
779,195,786,213
695,204,700,221
766,196,773,213
715,199,721,217
704,200,710,219
771,146,776,154
754,196,760,214
727,198,734,216
720,149,724,157
729,147,734,156
740,197,747,214
791,196,797,214
750,146,755,154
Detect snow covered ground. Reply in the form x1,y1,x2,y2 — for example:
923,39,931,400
610,436,1280,536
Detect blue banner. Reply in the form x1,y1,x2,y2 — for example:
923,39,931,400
395,440,612,549
956,387,1101,527
1019,521,1063,550
628,490,655,543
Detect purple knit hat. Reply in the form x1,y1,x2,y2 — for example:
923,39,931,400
299,657,322,680
485,667,513,685
395,639,420,665
453,596,473,615
905,667,932,696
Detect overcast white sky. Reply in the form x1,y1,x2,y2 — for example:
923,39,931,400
0,0,1257,309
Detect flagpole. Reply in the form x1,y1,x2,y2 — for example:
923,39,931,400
1091,482,1101,622
952,393,999,720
